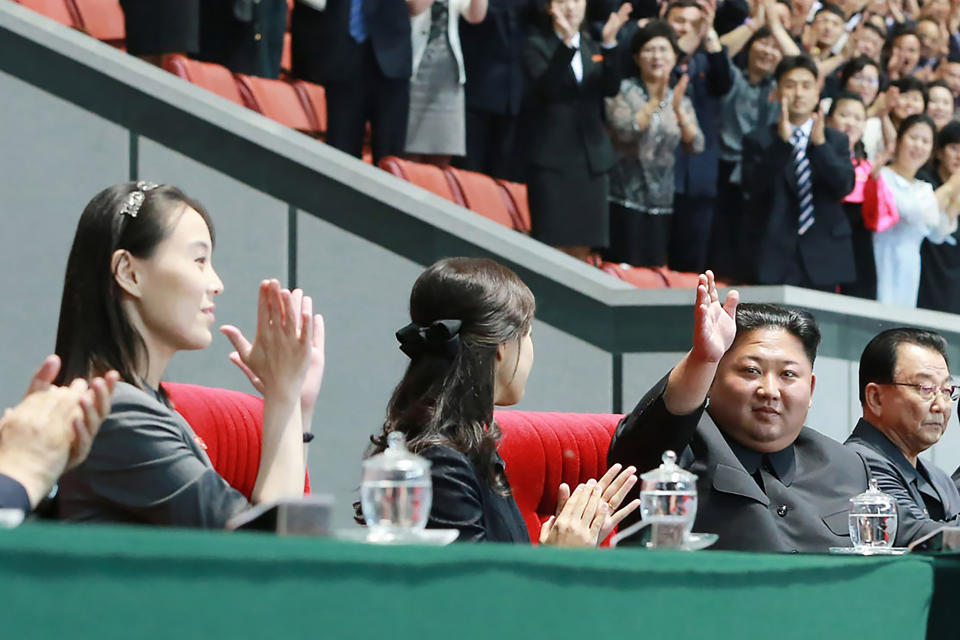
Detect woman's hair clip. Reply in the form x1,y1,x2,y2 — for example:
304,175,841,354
119,181,159,218
396,319,462,359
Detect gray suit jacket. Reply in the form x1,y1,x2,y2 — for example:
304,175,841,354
845,418,960,546
608,374,870,552
59,382,249,528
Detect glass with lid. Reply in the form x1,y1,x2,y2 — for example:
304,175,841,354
360,432,433,540
639,450,698,548
848,478,898,549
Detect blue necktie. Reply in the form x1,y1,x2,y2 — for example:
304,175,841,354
349,0,367,43
791,128,814,236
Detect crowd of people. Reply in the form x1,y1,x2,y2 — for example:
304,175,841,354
117,0,960,311
4,181,960,554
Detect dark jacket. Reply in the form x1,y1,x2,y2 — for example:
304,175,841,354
521,29,620,172
0,475,29,512
846,418,960,546
741,123,857,286
290,0,412,84
460,0,536,115
608,374,870,552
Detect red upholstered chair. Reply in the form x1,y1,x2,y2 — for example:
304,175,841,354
71,0,125,47
161,382,310,499
292,80,328,136
600,262,668,289
235,75,317,134
377,156,465,205
162,54,245,106
495,179,532,234
444,166,520,230
14,0,80,27
494,410,623,543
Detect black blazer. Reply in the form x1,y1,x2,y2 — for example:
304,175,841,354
608,374,870,552
290,0,412,84
741,124,857,286
421,445,530,543
845,418,960,546
521,29,620,173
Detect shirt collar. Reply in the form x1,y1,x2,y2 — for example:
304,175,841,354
851,418,921,482
723,432,797,485
792,117,814,139
555,30,581,49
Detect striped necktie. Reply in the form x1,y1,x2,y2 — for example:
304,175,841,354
349,0,367,43
791,127,814,236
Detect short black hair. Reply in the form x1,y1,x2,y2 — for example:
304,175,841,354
815,3,845,20
745,25,774,59
861,21,886,40
938,120,960,149
734,304,821,366
775,54,820,82
828,90,865,116
664,0,700,16
889,23,921,46
858,328,949,404
840,55,881,93
893,75,928,107
631,19,682,57
927,79,953,96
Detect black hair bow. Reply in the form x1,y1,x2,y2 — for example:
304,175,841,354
396,320,462,359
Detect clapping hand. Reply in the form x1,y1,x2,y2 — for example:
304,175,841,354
673,73,690,118
601,3,632,47
220,279,314,404
550,3,578,46
691,270,739,365
778,96,792,142
810,103,826,146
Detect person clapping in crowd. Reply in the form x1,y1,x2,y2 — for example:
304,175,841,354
604,20,704,267
521,0,631,261
918,121,960,312
362,258,639,543
926,80,956,131
55,182,325,527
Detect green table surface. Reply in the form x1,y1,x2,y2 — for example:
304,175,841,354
0,523,942,640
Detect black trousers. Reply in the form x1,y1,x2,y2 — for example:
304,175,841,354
324,41,410,165
708,159,746,282
456,108,520,181
669,193,715,274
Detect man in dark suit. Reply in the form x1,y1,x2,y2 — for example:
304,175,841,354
845,328,960,546
608,272,869,552
456,0,536,180
741,54,856,290
290,0,413,163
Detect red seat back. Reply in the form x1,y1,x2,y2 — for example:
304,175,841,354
495,410,623,543
162,54,245,106
72,0,124,45
656,267,720,288
445,167,519,230
235,75,316,133
377,156,464,205
496,179,532,233
15,0,80,27
162,382,310,498
600,262,668,288
292,80,327,135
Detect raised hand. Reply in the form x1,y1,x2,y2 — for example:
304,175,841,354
810,103,826,146
673,74,690,117
66,372,119,471
220,279,313,403
691,270,739,365
595,463,641,542
778,96,792,142
550,4,577,45
539,480,606,547
602,2,633,47
23,354,61,399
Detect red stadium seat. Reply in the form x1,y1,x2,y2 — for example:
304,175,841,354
292,80,327,135
378,156,464,205
656,267,725,289
235,74,316,133
496,179,531,233
15,0,80,27
162,382,311,498
162,54,245,106
71,0,125,47
445,166,520,230
600,262,668,288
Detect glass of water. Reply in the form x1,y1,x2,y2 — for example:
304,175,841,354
639,450,698,549
360,432,432,541
848,479,897,550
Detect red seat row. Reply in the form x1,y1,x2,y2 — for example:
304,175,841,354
15,0,125,47
378,156,531,233
163,54,327,137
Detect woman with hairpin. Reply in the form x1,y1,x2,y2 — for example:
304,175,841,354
56,182,324,526
362,257,639,544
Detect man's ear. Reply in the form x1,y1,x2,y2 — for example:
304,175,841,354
808,372,817,408
111,249,141,299
864,382,883,415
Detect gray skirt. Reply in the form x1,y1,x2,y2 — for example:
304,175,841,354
405,39,466,156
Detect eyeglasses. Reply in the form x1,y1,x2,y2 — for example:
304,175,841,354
879,382,960,401
850,73,880,87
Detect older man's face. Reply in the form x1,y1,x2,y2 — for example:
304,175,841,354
873,344,953,458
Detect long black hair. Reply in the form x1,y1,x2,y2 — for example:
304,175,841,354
54,182,215,388
366,258,536,492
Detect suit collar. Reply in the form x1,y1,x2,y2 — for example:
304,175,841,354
723,431,796,486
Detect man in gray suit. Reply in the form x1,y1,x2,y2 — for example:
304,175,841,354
845,328,960,546
608,271,870,552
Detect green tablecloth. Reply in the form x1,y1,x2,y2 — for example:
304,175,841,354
0,523,938,639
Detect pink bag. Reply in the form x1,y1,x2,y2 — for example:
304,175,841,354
862,173,899,232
